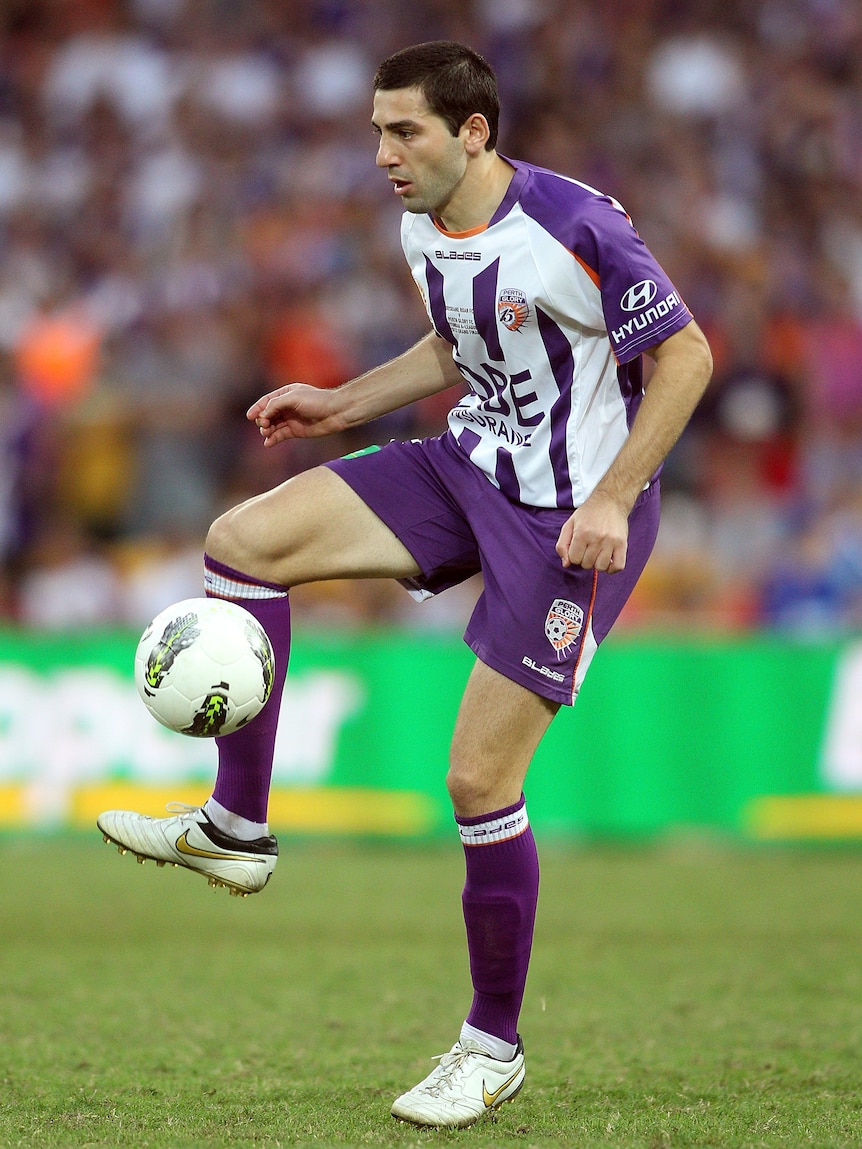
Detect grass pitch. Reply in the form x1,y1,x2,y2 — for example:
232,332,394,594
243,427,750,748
1,835,861,1148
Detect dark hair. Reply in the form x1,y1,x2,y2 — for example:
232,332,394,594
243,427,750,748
374,41,499,151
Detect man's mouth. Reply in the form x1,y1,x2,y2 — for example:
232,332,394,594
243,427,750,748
390,176,412,196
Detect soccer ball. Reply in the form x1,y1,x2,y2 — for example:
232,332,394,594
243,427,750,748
134,597,275,738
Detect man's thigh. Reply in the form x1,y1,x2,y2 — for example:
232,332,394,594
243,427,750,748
448,658,559,816
207,465,422,587
326,437,482,594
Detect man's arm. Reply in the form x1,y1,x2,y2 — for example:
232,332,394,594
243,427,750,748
557,319,713,572
249,331,462,448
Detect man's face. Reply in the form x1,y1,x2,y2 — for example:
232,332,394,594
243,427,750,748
372,86,468,217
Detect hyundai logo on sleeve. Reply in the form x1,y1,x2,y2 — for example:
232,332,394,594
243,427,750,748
620,280,657,312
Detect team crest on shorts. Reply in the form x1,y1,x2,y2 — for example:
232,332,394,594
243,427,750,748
498,288,530,332
544,598,584,657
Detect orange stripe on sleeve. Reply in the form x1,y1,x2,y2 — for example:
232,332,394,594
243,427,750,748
571,250,600,289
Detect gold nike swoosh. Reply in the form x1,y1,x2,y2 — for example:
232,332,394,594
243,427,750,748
482,1065,523,1108
175,830,262,863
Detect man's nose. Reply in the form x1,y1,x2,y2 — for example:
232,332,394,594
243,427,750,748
376,137,398,168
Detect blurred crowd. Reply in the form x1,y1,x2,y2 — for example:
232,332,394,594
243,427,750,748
1,0,861,635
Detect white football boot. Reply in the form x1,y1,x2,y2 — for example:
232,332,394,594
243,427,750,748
391,1037,525,1128
97,804,277,897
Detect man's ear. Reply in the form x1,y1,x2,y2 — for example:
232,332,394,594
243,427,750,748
461,113,491,155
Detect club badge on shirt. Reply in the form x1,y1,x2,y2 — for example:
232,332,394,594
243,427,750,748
498,288,530,332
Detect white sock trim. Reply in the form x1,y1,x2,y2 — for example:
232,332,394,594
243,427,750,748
204,797,269,840
458,804,529,846
459,1022,518,1062
204,566,287,601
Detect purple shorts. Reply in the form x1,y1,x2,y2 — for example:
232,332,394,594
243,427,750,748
326,433,659,705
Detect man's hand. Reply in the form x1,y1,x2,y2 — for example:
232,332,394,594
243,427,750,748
555,489,630,573
246,331,465,448
247,383,347,447
555,320,712,573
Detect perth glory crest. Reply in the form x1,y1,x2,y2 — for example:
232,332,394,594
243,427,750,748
498,288,530,332
544,598,584,657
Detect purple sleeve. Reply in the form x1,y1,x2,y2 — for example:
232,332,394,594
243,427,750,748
578,194,692,363
517,165,693,363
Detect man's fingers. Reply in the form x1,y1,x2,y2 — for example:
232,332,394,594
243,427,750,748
565,537,627,572
558,500,630,572
605,543,627,572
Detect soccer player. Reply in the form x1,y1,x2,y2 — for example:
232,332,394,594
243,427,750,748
98,41,712,1128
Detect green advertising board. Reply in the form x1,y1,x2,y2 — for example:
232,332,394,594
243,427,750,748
0,626,860,840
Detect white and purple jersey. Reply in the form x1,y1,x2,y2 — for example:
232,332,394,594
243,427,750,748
401,159,693,509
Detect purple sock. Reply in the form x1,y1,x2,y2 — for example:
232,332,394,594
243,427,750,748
204,554,291,824
456,795,539,1045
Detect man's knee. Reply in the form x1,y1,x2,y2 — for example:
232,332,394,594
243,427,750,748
205,500,276,577
446,761,479,812
446,751,514,816
205,507,231,562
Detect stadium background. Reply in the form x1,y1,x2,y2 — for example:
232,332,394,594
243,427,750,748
1,0,861,841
